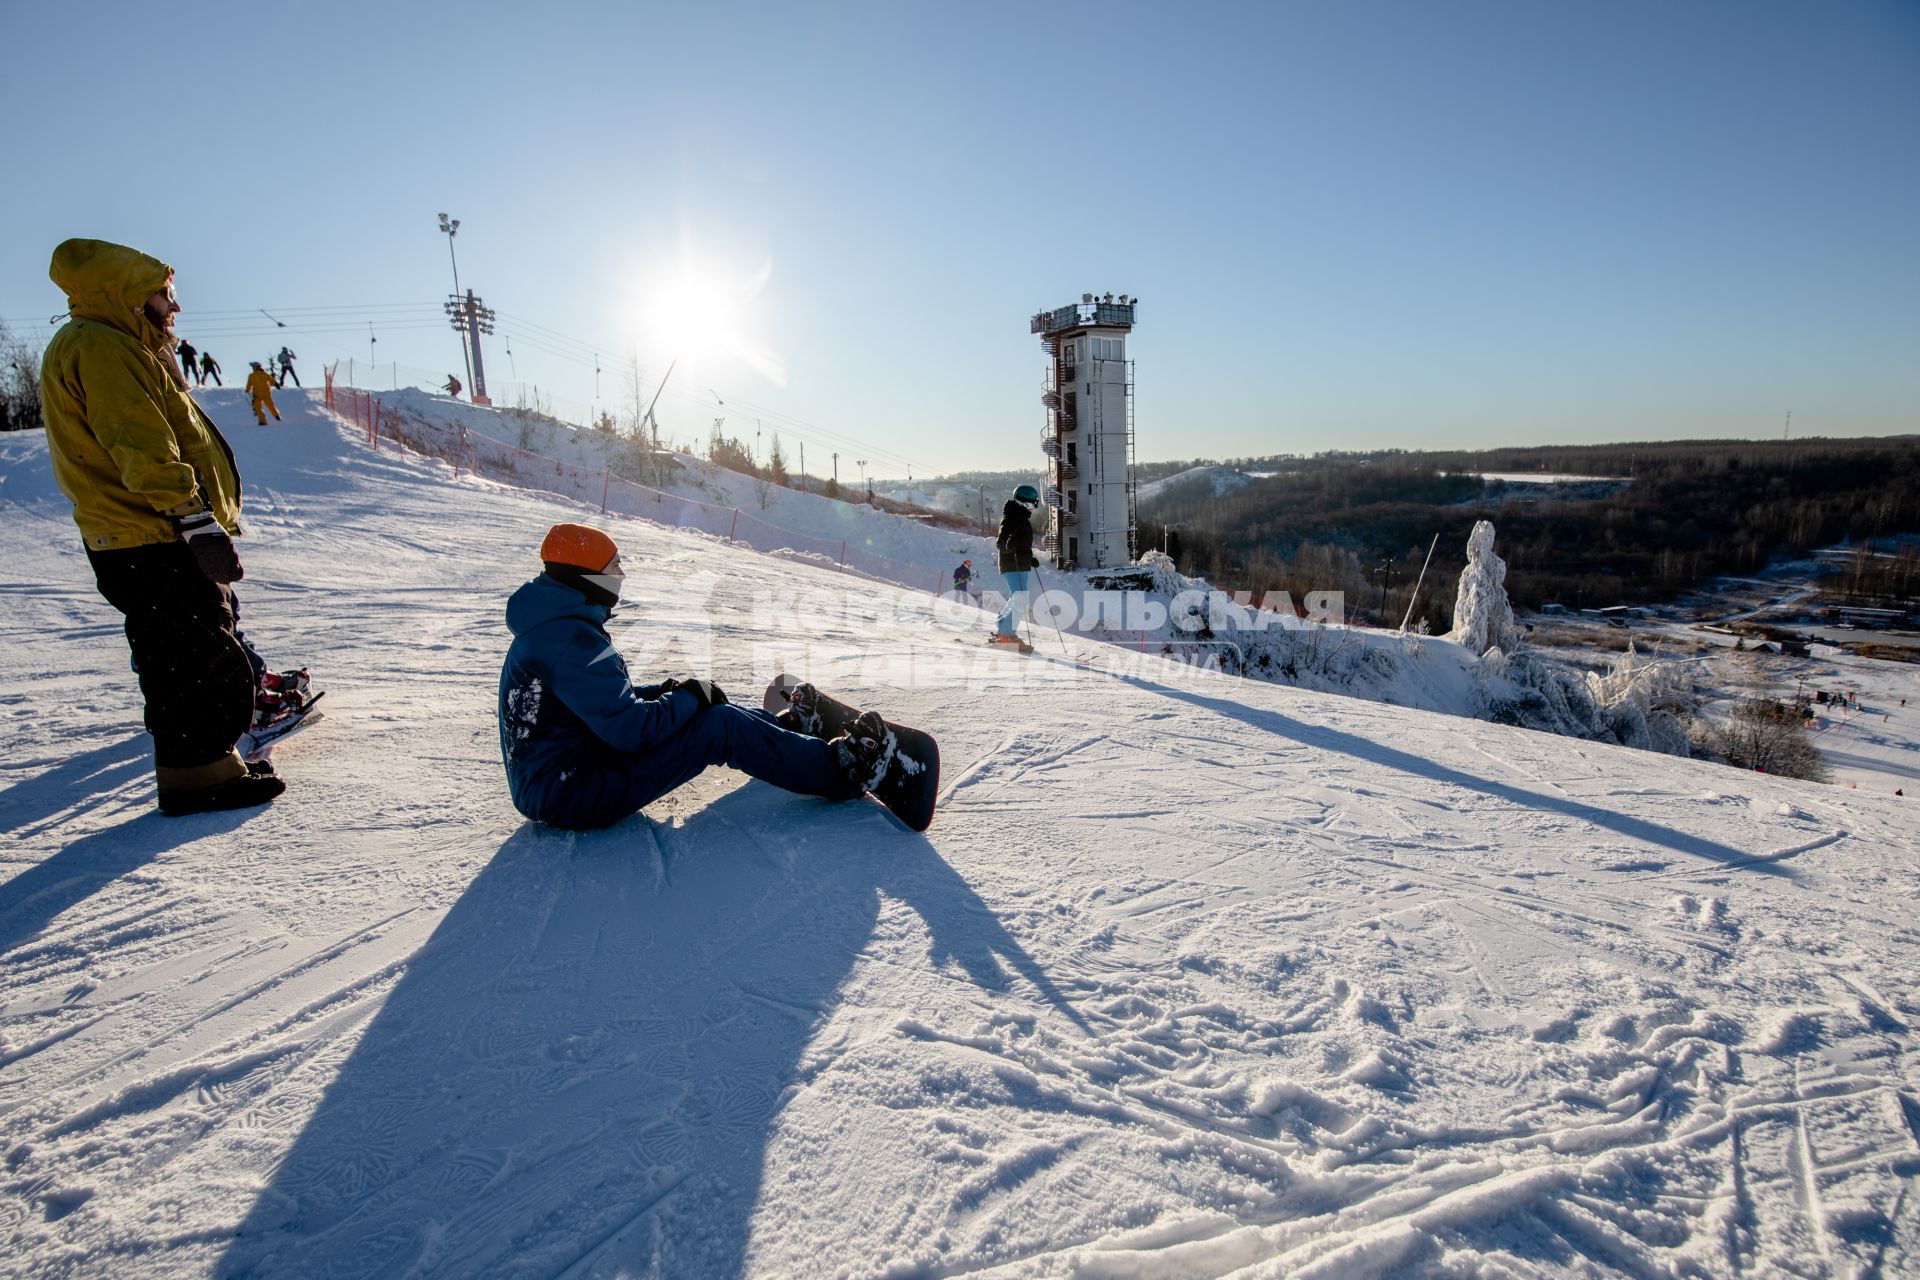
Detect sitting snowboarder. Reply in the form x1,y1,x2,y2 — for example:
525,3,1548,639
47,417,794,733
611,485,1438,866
497,523,895,831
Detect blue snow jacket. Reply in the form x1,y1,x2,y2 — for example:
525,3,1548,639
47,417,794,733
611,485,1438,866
498,572,701,825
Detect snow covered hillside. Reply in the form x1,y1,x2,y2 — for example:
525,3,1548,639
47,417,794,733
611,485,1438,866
362,385,996,589
1136,464,1258,504
3,396,1918,1278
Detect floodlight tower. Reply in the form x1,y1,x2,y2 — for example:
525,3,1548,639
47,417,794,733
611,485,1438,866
438,213,474,396
1029,293,1138,570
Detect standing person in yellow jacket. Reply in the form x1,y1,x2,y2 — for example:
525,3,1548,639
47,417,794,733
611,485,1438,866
39,239,285,816
244,362,280,424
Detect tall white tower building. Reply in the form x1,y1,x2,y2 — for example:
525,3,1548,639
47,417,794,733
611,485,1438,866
1030,294,1138,570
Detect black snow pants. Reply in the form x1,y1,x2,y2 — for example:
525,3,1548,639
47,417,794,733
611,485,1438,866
86,542,255,772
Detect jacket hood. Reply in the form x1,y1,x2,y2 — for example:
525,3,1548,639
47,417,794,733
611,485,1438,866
49,239,173,344
506,571,611,637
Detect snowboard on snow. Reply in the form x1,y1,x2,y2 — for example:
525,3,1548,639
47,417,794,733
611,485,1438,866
763,675,940,832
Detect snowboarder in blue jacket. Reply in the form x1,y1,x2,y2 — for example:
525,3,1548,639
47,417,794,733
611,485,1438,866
498,523,882,831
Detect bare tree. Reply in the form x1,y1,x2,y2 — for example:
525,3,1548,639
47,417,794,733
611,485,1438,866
1708,698,1831,782
0,321,43,432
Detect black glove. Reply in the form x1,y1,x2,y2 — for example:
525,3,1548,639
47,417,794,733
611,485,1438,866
677,678,728,709
169,509,244,583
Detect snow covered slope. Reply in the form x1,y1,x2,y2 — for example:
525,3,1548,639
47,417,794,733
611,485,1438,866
1136,464,1256,504
3,397,1918,1278
362,385,996,585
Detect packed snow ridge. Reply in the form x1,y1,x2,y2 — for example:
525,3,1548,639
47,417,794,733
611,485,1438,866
2,390,1917,1278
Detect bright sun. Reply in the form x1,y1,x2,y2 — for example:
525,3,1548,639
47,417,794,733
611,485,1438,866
636,252,785,387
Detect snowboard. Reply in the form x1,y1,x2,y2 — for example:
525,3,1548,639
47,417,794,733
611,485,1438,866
239,691,326,762
763,675,940,832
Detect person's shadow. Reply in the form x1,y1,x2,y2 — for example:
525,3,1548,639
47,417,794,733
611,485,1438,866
0,800,255,959
0,730,149,840
1089,665,1801,877
219,792,1085,1278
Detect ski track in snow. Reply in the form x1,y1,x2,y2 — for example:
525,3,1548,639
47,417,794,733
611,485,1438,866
1,392,1917,1278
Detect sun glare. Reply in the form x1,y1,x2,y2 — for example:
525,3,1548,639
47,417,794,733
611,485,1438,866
637,253,785,387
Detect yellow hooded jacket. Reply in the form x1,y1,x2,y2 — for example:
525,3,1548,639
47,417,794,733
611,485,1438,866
39,239,242,551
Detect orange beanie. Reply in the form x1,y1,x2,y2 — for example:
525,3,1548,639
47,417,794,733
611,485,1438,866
540,523,619,571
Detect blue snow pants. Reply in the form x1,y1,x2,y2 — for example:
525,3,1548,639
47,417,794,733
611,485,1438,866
539,704,858,831
996,570,1030,637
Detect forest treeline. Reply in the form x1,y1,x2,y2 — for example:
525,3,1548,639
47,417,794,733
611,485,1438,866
1136,437,1920,628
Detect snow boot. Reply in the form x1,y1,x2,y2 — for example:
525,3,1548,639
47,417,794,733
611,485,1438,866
262,668,311,699
255,669,312,724
988,633,1034,654
159,770,285,817
833,710,898,793
785,681,826,737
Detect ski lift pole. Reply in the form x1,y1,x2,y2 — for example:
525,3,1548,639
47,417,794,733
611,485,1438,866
1398,532,1441,636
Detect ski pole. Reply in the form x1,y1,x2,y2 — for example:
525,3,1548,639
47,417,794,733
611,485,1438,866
1029,565,1070,656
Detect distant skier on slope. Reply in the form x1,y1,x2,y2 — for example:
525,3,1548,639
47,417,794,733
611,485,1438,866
176,338,198,385
38,238,284,816
442,373,462,398
275,346,299,387
991,485,1041,649
245,362,280,423
952,558,974,596
497,523,900,831
199,350,221,386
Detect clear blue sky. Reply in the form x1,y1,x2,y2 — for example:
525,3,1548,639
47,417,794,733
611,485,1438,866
4,0,1916,476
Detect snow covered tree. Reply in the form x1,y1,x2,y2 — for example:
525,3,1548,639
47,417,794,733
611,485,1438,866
766,433,790,487
1448,520,1521,656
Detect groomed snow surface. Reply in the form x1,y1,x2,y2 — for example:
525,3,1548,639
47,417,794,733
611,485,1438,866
3,392,1918,1278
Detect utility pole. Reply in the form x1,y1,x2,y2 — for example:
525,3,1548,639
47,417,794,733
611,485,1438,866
800,441,807,493
438,213,473,395
832,452,839,490
1784,410,1792,441
443,290,496,404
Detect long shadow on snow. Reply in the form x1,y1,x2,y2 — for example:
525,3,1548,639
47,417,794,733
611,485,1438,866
220,792,1085,1278
0,803,257,958
0,731,149,839
1110,671,1799,878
